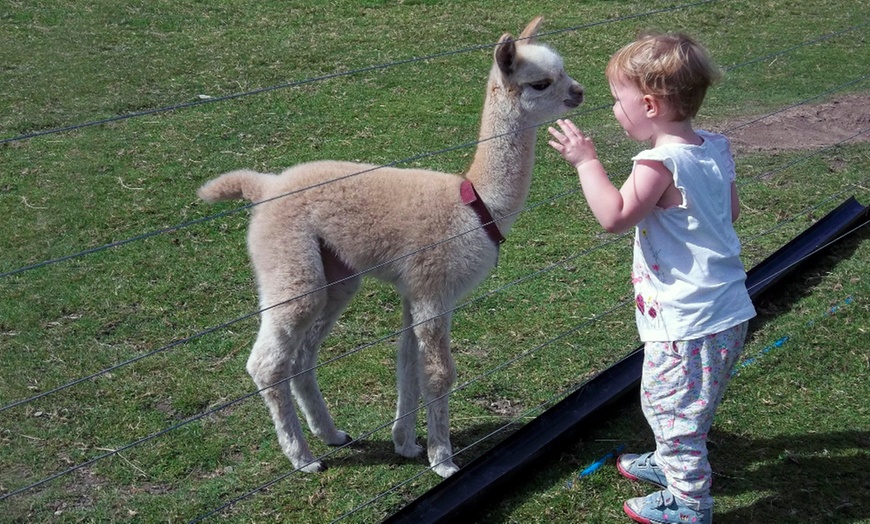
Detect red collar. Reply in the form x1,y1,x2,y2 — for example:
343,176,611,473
460,179,505,245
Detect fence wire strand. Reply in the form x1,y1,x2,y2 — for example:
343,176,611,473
2,6,869,521
4,112,865,416
0,0,720,148
2,8,864,280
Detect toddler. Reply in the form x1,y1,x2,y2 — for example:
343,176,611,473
548,33,756,524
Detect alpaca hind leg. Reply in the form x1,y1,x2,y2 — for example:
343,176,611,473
290,277,360,447
247,313,325,473
392,300,424,458
414,309,459,478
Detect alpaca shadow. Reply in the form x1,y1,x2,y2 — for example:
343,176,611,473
711,428,870,523
332,420,522,471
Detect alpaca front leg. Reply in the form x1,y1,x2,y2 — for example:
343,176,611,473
424,389,457,478
248,322,325,473
416,314,459,478
392,303,424,458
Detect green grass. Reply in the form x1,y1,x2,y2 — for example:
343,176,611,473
1,1,869,522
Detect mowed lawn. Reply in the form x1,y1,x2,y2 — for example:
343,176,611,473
1,1,868,522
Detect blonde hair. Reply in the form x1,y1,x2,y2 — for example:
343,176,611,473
605,32,721,121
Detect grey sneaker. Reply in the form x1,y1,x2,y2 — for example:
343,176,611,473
624,489,711,524
617,451,667,488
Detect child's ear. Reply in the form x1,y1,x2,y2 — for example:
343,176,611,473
643,94,660,117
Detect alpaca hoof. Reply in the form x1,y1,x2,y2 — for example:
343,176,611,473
299,459,327,473
395,442,425,459
432,460,460,478
325,430,353,447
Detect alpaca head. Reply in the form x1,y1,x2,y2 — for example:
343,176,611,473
493,17,584,120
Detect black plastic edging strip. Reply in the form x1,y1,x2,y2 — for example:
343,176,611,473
383,196,869,524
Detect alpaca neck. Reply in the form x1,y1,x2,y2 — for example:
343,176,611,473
465,67,537,237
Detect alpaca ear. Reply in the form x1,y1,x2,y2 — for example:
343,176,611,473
518,16,543,44
495,33,516,76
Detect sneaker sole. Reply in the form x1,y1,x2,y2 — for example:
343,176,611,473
623,501,654,524
624,498,710,524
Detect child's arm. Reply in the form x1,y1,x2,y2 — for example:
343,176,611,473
730,181,740,222
548,119,672,234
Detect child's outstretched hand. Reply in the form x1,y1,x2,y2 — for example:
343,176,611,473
548,119,598,169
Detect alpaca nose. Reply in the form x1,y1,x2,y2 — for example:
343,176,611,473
566,83,585,108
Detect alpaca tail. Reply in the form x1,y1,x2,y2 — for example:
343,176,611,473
197,169,267,203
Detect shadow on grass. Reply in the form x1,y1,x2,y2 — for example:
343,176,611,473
712,428,870,523
346,218,869,520
331,420,525,471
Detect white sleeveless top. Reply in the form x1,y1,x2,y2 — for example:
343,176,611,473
631,130,756,341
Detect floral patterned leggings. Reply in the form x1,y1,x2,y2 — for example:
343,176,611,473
641,321,749,510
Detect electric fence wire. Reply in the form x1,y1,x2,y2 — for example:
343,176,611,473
340,212,870,524
8,156,860,507
326,205,870,524
0,6,736,279
720,74,870,136
3,23,868,502
188,299,636,524
186,99,870,522
0,113,577,280
0,221,629,501
738,125,870,191
739,130,870,245
4,110,865,418
3,158,866,509
748,214,870,296
18,66,866,413
0,138,613,416
326,344,641,524
329,215,870,524
2,10,869,519
737,170,870,279
721,21,870,74
0,0,720,148
2,9,864,280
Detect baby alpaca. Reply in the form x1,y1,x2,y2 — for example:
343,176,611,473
198,17,583,478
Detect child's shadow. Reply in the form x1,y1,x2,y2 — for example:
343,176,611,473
711,428,870,523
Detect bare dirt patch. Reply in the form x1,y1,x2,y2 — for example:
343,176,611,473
709,92,870,152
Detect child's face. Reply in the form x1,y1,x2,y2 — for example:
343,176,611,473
609,79,654,143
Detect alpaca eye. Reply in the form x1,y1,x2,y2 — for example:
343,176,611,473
529,80,552,91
